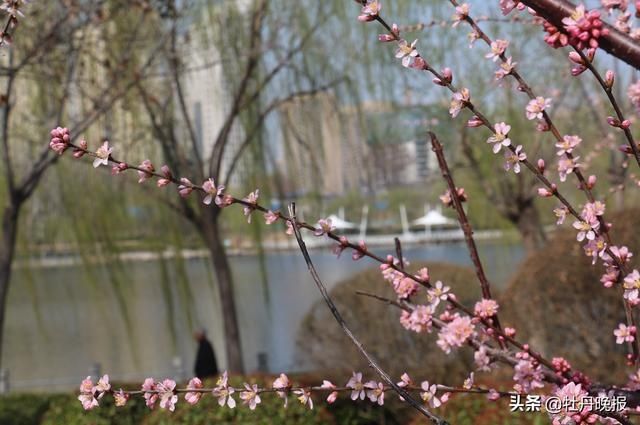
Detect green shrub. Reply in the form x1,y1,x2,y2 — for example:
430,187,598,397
297,262,482,385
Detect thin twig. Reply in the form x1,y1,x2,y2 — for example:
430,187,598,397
288,203,449,425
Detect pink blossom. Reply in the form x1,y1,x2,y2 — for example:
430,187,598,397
399,305,433,333
0,0,28,18
554,206,568,225
157,379,178,411
504,145,526,173
137,160,155,184
417,267,430,283
240,383,261,410
321,380,338,404
358,0,381,22
601,267,619,288
352,241,367,260
572,220,598,242
73,139,87,158
513,356,545,393
332,236,349,258
487,389,500,401
543,21,570,48
393,276,419,299
562,5,608,50
605,69,616,88
628,80,640,109
495,57,517,80
614,323,636,344
467,115,483,127
427,281,450,307
111,162,127,175
212,371,236,408
294,388,313,409
178,178,194,198
538,187,554,197
114,389,128,407
550,382,598,424
474,298,499,319
604,245,633,264
474,346,492,371
452,3,470,27
49,126,70,155
623,270,640,303
525,97,551,120
581,201,605,224
499,0,523,15
142,377,158,409
202,178,225,206
395,39,418,68
440,187,467,207
346,372,366,400
397,372,412,388
487,122,511,153
272,373,290,407
365,381,385,405
78,376,99,410
420,381,441,408
93,141,113,168
437,314,475,353
433,68,453,86
185,377,203,405
264,210,279,225
157,165,172,187
583,237,606,264
485,39,508,61
243,190,259,222
556,135,582,156
558,156,580,182
467,29,481,48
314,218,335,236
93,374,110,399
449,88,470,118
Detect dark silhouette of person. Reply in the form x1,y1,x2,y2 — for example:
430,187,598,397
193,330,219,379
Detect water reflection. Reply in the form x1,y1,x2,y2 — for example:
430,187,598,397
5,240,523,391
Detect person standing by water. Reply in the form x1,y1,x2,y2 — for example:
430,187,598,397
193,330,219,379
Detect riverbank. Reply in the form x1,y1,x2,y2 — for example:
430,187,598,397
15,229,513,269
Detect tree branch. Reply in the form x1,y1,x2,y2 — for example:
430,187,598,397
288,203,450,425
520,0,640,69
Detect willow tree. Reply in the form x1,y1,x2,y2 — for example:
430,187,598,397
0,0,167,370
133,0,346,372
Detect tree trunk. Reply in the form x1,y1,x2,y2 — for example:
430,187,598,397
201,209,245,373
0,203,19,370
513,199,547,252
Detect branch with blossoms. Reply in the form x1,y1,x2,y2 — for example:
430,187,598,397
49,126,640,424
288,202,447,424
76,371,522,417
358,0,640,367
518,0,640,69
0,0,29,47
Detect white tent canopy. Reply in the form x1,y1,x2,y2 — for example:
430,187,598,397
326,214,358,229
411,210,456,227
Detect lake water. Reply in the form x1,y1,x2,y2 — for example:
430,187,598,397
4,240,524,391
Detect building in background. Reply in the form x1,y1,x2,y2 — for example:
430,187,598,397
277,97,441,198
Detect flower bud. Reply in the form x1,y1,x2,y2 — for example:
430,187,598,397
604,70,615,89
537,158,545,173
466,116,483,127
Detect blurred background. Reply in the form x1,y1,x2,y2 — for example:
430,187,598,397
0,0,639,420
